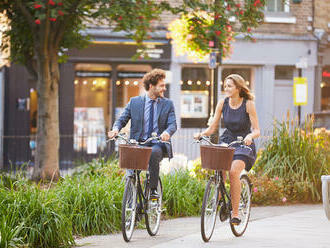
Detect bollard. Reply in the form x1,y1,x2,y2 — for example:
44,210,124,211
321,175,330,220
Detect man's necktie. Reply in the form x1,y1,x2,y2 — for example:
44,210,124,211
147,100,155,138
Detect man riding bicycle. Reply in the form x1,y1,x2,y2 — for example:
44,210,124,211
108,69,177,199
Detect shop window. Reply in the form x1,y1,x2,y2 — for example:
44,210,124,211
181,67,211,128
275,66,294,80
115,64,152,122
73,63,112,154
321,67,330,110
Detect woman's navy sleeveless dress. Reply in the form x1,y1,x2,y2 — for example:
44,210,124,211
219,97,256,171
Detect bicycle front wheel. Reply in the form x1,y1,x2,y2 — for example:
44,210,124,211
230,174,252,237
121,177,137,242
145,178,163,236
201,178,219,242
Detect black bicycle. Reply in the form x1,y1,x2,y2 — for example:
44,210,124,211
196,136,253,242
110,133,169,242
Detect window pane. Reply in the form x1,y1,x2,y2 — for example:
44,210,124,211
275,66,294,80
266,0,285,12
277,0,285,12
181,67,211,128
266,0,275,12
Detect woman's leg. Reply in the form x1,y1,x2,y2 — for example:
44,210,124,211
229,160,245,218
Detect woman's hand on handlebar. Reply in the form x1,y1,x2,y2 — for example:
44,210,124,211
193,132,202,140
243,134,253,146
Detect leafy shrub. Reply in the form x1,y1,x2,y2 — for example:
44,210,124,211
255,116,330,202
161,169,205,217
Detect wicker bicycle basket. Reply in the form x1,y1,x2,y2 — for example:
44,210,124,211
200,145,235,170
118,144,152,170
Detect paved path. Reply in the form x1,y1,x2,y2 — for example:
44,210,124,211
75,204,330,248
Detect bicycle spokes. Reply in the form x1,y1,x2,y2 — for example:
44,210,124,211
122,178,137,242
201,179,219,242
146,179,162,236
230,175,251,237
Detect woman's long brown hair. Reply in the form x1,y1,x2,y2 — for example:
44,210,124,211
224,74,254,100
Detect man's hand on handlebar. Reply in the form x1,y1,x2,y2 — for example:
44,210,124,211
107,129,119,139
160,131,170,142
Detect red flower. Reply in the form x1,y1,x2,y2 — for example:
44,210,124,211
227,25,232,31
34,3,42,9
236,3,240,8
247,27,251,32
58,2,63,6
48,0,55,6
227,5,231,11
240,10,244,15
35,19,41,24
49,17,56,22
215,30,221,36
58,10,64,16
118,16,123,21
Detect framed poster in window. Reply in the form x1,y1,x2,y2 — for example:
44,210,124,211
181,91,209,118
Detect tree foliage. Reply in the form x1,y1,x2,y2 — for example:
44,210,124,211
168,0,265,61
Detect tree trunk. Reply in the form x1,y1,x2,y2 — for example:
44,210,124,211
32,52,60,182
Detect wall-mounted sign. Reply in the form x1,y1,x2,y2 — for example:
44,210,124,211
209,52,217,69
137,44,164,59
322,70,330,78
293,77,308,106
117,72,146,78
75,71,111,77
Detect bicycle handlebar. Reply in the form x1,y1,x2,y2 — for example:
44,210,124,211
107,132,171,145
194,135,251,150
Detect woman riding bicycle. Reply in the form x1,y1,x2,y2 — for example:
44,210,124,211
195,74,260,226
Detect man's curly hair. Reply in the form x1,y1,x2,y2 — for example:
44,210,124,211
143,69,166,90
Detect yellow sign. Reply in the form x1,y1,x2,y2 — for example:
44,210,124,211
293,77,308,106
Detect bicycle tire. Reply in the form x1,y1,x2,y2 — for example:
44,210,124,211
145,178,163,236
121,177,137,242
230,174,252,237
201,178,219,242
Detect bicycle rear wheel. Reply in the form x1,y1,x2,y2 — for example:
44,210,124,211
145,178,163,236
201,178,219,242
122,177,137,242
230,174,252,237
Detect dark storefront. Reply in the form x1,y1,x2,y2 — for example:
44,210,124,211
3,33,171,170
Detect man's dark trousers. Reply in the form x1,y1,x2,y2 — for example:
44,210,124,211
148,143,166,189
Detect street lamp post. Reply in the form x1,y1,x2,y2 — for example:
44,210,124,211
207,0,222,143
